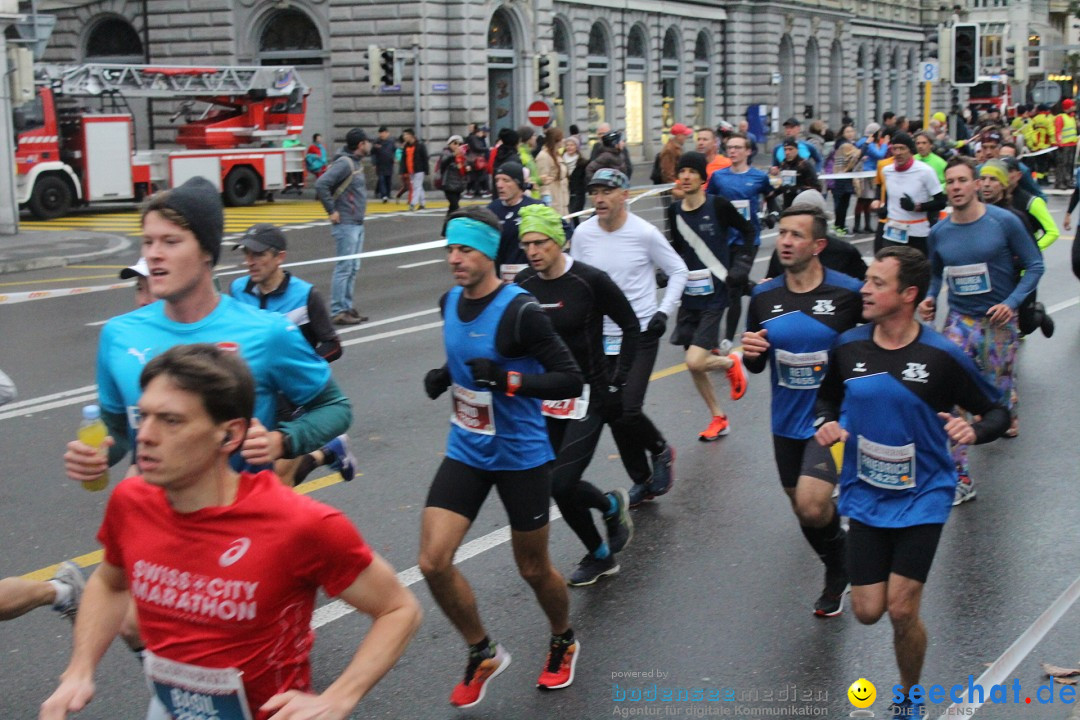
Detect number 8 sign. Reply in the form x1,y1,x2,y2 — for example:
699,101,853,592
920,61,939,83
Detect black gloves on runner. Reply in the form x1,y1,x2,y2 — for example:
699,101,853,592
424,366,451,399
899,194,916,211
465,358,507,391
646,311,668,338
763,211,779,229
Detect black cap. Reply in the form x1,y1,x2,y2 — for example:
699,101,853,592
1037,103,1052,112
601,130,621,147
346,128,368,149
1000,156,1022,173
498,127,520,146
675,151,708,180
782,137,800,148
783,117,801,127
235,223,286,253
378,125,389,132
890,131,916,151
159,176,224,266
495,161,526,189
119,257,149,279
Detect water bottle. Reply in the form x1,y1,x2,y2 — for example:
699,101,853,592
77,405,109,492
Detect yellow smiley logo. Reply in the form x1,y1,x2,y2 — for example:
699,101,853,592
847,678,876,708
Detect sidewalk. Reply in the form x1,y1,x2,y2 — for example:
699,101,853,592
0,228,133,275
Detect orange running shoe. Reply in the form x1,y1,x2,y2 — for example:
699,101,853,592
537,637,580,690
449,643,511,708
726,352,748,401
699,415,730,442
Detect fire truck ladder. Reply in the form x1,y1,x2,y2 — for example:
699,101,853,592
37,63,307,99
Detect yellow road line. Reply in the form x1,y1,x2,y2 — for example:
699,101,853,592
0,273,121,287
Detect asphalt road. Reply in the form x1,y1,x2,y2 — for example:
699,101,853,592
1,194,1079,720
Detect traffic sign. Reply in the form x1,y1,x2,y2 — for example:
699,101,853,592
1032,80,1062,106
920,60,940,83
527,100,552,127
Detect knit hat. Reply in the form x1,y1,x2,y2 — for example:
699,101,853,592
345,128,368,150
158,176,224,266
495,161,526,190
1065,99,1076,111
447,134,464,145
932,112,947,124
498,127,520,146
675,151,708,180
518,204,566,247
890,132,916,152
864,122,881,136
979,159,1008,186
445,217,500,260
790,189,827,214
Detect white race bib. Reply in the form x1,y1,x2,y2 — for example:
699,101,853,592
781,170,797,187
775,349,828,390
603,334,622,356
945,263,992,296
732,199,751,221
541,384,591,420
499,263,528,282
883,221,909,244
450,384,496,435
684,268,715,297
144,651,253,720
856,436,916,491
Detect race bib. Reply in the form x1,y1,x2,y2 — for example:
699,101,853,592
684,268,715,297
945,263,992,296
126,405,142,430
603,334,622,356
499,263,528,282
144,651,253,720
450,384,496,435
856,436,916,491
541,384,591,420
781,170,797,187
775,349,828,390
731,199,751,221
883,221,909,244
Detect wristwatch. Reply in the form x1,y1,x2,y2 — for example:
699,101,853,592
506,371,523,397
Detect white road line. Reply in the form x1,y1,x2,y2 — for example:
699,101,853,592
311,508,564,628
1046,297,1079,315
0,384,97,412
334,308,439,335
339,321,443,347
397,258,444,269
0,392,99,421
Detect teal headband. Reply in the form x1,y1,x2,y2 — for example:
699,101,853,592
446,217,500,260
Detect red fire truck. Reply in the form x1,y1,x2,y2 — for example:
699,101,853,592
13,63,309,219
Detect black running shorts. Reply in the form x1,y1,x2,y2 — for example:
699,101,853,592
425,457,553,532
772,434,839,489
669,305,726,350
846,519,944,585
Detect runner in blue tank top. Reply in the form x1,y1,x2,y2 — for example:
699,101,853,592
419,208,584,708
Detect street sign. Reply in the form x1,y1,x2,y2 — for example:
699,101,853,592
1031,80,1062,106
920,60,940,83
527,100,552,127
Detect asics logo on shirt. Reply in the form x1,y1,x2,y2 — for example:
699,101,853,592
127,347,152,365
902,363,930,383
853,362,867,373
771,304,784,314
219,538,252,567
812,299,836,315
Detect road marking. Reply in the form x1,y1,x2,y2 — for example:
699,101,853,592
333,308,439,335
340,321,445,347
397,258,444,269
0,274,119,288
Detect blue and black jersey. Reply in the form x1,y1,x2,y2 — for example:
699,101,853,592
815,324,1009,528
745,269,863,439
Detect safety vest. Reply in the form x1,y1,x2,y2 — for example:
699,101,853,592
1031,113,1054,150
1058,113,1077,146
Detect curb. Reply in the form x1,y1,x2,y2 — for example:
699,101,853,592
0,233,133,276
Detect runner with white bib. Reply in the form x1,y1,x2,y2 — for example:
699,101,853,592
870,132,946,257
513,204,640,587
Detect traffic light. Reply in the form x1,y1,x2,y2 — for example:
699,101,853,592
380,48,398,87
7,46,34,105
537,52,552,95
1004,44,1027,84
952,23,979,86
367,44,380,88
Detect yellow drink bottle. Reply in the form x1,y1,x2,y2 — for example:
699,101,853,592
77,405,109,492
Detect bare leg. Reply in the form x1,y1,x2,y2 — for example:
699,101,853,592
685,346,734,418
419,507,487,645
888,574,927,695
510,525,570,635
0,577,54,621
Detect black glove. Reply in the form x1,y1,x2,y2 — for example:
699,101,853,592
465,358,507,391
424,366,451,400
763,211,780,229
646,311,668,337
876,204,889,218
598,384,624,421
899,194,916,211
655,268,669,288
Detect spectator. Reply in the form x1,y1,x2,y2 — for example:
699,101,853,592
536,127,569,215
400,129,429,211
517,125,541,198
305,133,328,180
465,123,490,197
491,127,520,176
371,126,396,203
585,130,629,184
436,135,468,235
655,122,693,186
564,137,587,221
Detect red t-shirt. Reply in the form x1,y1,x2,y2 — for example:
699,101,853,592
98,471,373,719
405,145,416,174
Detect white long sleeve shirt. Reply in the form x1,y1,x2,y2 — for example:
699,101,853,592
570,213,689,335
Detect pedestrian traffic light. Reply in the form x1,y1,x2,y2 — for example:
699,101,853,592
380,48,398,87
537,52,552,95
1004,44,1027,84
952,23,979,86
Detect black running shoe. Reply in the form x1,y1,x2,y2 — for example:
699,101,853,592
568,554,619,586
603,488,634,553
646,445,676,496
814,568,850,617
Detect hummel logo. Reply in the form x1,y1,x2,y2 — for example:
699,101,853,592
902,362,930,383
771,304,784,313
852,362,867,373
812,299,836,315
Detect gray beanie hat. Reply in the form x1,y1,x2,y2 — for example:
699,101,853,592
159,176,224,265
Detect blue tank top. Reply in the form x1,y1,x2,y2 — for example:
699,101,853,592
443,284,554,470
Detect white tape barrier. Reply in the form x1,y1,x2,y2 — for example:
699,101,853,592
0,281,136,306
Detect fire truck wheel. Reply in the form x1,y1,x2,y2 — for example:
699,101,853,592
29,175,74,220
223,166,260,207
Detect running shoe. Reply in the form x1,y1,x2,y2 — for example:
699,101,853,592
699,415,730,442
726,352,748,401
627,483,654,508
568,554,619,586
603,488,634,553
813,568,850,617
324,434,356,482
537,637,579,690
449,643,511,708
888,698,927,717
952,474,976,506
646,445,676,497
52,561,86,623
717,338,734,356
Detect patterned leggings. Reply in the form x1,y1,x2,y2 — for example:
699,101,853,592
942,311,1018,478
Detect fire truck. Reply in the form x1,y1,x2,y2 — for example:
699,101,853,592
13,63,309,219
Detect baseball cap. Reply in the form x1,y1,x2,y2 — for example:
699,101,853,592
1065,99,1076,111
782,137,800,148
587,168,630,190
783,117,802,127
1000,156,1022,174
235,223,287,253
670,123,693,136
119,257,149,280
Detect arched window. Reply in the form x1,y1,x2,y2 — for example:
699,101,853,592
693,32,711,129
552,18,572,130
661,27,680,131
85,16,142,62
259,9,322,65
487,9,519,136
625,25,648,145
586,23,610,134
